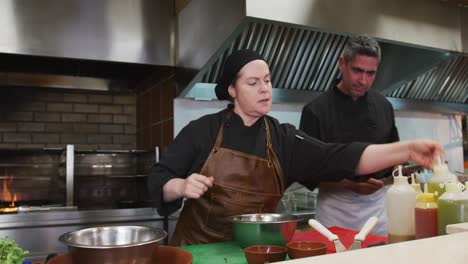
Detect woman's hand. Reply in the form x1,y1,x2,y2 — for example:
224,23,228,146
407,140,444,169
181,173,215,199
357,140,444,175
163,174,214,202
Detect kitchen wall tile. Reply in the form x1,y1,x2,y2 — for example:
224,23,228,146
45,123,74,132
18,123,45,132
0,143,16,149
125,125,137,135
113,115,133,124
124,105,137,115
6,112,33,121
0,123,17,132
17,143,45,149
32,134,60,144
62,113,87,123
0,88,137,150
113,95,136,105
88,134,113,144
4,133,30,143
88,94,113,103
99,105,123,114
60,134,88,144
35,113,60,122
100,124,124,134
73,124,98,133
73,104,99,113
63,93,87,103
87,114,113,123
47,103,73,112
113,135,135,145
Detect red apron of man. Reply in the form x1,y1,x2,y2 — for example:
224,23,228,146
171,112,285,245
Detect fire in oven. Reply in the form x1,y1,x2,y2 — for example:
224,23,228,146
0,174,18,213
0,146,156,213
0,148,66,214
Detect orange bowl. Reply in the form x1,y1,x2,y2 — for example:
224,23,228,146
286,241,327,259
244,245,287,264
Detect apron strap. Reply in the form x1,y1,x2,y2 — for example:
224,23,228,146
213,109,233,152
263,117,285,193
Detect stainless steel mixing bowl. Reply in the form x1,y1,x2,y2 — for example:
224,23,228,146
227,213,300,248
58,225,167,264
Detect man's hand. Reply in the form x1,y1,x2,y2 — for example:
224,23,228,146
337,178,384,195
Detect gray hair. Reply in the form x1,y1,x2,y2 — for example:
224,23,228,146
342,34,381,63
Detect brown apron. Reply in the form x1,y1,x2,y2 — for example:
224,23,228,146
170,112,285,246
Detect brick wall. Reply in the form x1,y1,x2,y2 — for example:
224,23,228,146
0,87,137,150
137,72,177,152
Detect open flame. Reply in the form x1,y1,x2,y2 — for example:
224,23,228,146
1,176,16,207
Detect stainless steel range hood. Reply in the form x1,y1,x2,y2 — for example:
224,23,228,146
177,1,467,114
0,0,174,91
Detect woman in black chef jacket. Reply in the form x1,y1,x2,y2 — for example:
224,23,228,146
147,49,443,246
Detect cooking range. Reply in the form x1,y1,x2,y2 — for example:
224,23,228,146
0,145,165,261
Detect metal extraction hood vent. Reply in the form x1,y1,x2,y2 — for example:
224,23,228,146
180,17,467,113
384,55,467,104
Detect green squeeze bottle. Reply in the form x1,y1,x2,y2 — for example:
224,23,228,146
437,182,465,235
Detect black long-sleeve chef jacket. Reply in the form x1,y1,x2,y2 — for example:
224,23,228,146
148,106,369,216
300,84,399,182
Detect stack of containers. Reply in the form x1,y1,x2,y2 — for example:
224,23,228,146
388,158,468,241
386,166,416,243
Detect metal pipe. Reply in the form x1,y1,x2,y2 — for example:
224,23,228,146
66,145,74,207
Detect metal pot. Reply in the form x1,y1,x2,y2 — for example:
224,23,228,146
58,225,167,264
227,213,300,248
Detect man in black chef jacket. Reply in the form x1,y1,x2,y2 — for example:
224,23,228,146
300,34,399,236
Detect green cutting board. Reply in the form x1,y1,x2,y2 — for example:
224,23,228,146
181,241,290,264
181,241,246,264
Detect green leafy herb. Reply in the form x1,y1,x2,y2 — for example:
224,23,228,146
0,237,29,264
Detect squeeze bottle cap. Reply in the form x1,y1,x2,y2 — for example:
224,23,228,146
392,165,408,184
432,156,448,179
417,192,435,203
411,173,421,193
445,182,462,193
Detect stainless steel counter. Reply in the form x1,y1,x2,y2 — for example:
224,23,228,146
0,208,165,261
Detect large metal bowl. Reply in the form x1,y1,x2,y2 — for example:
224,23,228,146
227,213,300,248
58,225,167,264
